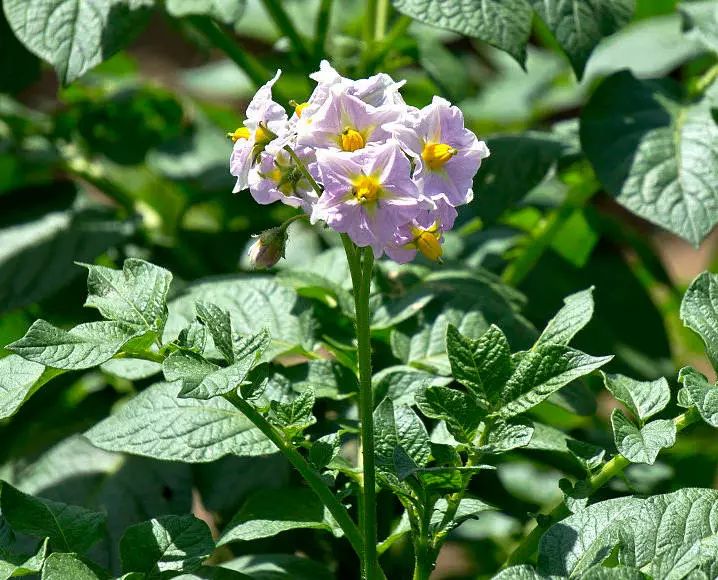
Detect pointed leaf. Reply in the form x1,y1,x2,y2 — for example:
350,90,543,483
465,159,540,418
535,288,594,348
678,366,718,427
83,259,172,334
446,324,512,407
415,385,483,443
602,372,671,422
681,271,718,370
375,398,431,478
120,515,214,577
0,355,60,420
7,320,144,370
0,481,105,553
269,389,316,433
498,345,612,418
196,302,235,364
86,382,275,462
611,409,676,465
41,553,100,580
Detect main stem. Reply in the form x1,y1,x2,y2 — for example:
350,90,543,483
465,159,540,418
344,239,380,579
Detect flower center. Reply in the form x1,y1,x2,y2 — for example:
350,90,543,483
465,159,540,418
294,101,309,118
410,223,442,261
352,175,381,204
341,127,365,152
254,125,273,145
228,127,251,142
422,142,457,170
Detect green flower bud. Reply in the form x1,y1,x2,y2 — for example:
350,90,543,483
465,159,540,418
248,226,288,269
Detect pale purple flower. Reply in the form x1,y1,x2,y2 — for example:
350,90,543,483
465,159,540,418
230,70,289,193
388,96,489,207
248,147,320,212
385,199,457,264
312,140,425,256
297,87,401,153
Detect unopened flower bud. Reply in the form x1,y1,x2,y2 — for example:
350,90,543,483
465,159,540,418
248,226,288,269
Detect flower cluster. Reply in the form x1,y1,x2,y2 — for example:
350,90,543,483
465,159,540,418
229,61,489,264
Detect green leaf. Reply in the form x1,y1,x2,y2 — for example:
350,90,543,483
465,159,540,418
477,419,534,454
165,277,315,361
177,321,208,354
430,497,496,535
0,205,131,314
525,422,605,471
373,366,450,407
680,0,718,54
498,345,612,419
217,488,338,545
166,0,245,24
269,388,316,434
680,271,718,370
391,0,533,65
581,70,718,246
220,554,332,580
3,0,152,84
446,324,513,407
195,302,235,364
535,288,594,348
611,409,676,465
538,496,644,576
280,359,358,400
7,320,145,370
120,515,214,578
86,382,275,462
678,366,718,427
602,372,671,422
0,355,60,420
0,538,48,579
492,565,547,580
527,0,635,77
374,398,431,480
415,386,483,443
0,481,105,553
83,259,172,335
41,553,100,580
309,433,340,470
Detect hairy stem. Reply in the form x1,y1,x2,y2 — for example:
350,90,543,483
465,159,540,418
344,240,381,579
226,392,364,557
502,407,702,567
501,176,600,287
187,17,284,100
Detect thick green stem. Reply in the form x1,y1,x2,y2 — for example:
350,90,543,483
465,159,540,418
260,0,313,65
501,177,599,287
226,393,364,557
343,241,380,579
314,0,333,58
364,0,378,46
187,16,288,102
502,407,702,568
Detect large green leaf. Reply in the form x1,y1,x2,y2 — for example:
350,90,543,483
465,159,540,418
83,259,173,335
680,271,718,370
85,382,275,462
527,0,635,76
497,345,611,419
165,277,315,361
217,488,338,545
0,207,131,314
610,409,676,465
0,481,106,553
41,553,100,580
120,515,214,578
392,0,533,64
581,71,718,246
7,320,145,370
3,0,152,84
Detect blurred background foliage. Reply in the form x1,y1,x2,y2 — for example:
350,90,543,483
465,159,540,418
1,0,718,577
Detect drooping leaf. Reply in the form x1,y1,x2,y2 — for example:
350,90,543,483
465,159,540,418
527,0,635,77
535,288,594,348
446,324,513,407
86,382,275,462
41,553,101,580
391,0,533,65
680,271,718,370
0,481,106,553
678,366,718,427
3,0,152,84
217,488,339,545
497,345,612,419
602,372,671,422
610,409,676,465
415,385,483,443
7,320,146,370
120,515,214,578
83,259,172,335
581,71,718,246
